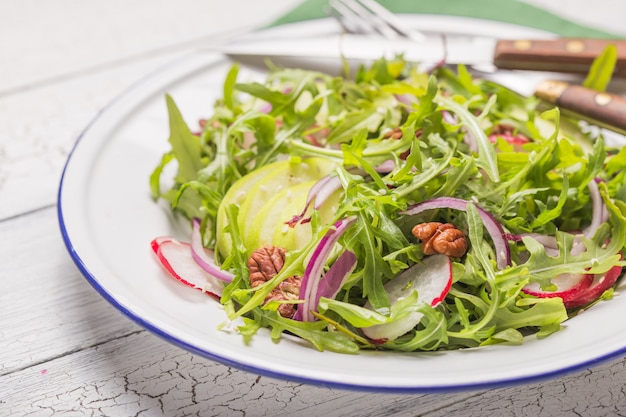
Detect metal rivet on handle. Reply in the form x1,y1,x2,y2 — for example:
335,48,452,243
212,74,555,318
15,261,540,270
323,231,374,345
534,80,569,103
595,93,612,106
513,40,532,51
566,40,585,53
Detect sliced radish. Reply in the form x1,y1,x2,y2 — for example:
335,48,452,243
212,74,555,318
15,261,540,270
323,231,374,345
522,265,624,309
488,124,529,151
362,254,452,342
151,237,225,298
564,265,623,309
488,133,529,150
522,273,594,306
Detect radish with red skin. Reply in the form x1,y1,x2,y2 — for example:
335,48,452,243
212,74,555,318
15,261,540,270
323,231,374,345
488,133,529,151
522,273,593,306
522,265,623,309
151,237,225,298
362,254,452,342
563,265,623,308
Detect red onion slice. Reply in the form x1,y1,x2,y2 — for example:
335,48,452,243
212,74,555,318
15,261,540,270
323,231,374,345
374,159,396,174
287,175,342,227
309,250,358,318
294,216,356,321
583,179,605,240
191,218,234,283
402,197,510,269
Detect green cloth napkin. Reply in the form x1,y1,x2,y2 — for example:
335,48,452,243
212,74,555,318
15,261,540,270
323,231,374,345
269,0,620,38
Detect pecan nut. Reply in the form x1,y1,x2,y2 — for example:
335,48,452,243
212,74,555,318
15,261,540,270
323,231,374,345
411,222,468,258
248,246,302,318
248,246,286,287
265,275,302,319
383,127,403,140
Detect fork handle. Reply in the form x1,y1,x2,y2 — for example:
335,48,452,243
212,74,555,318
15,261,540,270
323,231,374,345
493,38,626,75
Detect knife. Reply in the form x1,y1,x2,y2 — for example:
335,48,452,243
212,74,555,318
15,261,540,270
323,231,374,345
215,34,626,134
217,34,626,75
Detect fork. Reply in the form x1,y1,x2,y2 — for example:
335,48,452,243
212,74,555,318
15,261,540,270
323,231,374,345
327,0,426,42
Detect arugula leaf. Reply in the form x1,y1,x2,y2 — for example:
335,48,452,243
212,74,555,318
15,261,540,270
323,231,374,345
165,94,204,183
583,44,618,92
436,95,500,182
240,310,359,353
149,152,174,199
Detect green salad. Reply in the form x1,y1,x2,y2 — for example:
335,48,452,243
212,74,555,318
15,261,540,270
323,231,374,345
150,57,626,353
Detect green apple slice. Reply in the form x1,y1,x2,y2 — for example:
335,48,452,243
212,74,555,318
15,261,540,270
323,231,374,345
216,157,338,258
293,186,342,250
238,158,337,248
215,161,285,259
247,180,316,252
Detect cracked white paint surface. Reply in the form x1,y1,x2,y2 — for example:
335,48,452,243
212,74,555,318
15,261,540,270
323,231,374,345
2,0,626,416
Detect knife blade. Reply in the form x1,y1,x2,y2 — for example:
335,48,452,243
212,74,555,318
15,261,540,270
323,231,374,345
215,34,626,134
216,34,626,75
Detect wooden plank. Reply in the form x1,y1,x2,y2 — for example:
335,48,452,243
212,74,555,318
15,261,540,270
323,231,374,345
0,53,186,220
0,0,300,94
423,356,626,416
0,0,300,221
0,207,140,375
0,207,475,416
1,330,476,416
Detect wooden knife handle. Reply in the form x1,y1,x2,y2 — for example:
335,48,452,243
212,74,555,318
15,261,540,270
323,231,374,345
493,39,626,75
535,80,626,132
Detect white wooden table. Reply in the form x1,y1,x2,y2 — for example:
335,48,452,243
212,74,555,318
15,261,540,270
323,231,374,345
3,1,626,415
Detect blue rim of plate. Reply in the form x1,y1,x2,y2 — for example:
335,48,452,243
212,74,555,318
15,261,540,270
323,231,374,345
57,17,626,393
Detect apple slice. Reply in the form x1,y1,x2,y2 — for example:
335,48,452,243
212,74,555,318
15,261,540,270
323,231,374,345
151,237,225,298
247,180,316,252
237,158,337,246
216,158,338,258
362,254,452,342
293,185,342,250
215,161,284,258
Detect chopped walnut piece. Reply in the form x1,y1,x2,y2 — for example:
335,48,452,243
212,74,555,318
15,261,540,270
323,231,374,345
411,222,468,258
247,246,302,318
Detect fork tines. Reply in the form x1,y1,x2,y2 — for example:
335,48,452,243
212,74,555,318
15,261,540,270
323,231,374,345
328,0,426,42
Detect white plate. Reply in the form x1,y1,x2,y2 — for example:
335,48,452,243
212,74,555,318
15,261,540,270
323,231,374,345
58,16,626,392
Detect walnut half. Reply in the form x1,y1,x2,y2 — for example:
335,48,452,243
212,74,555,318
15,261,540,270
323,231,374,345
248,246,302,319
